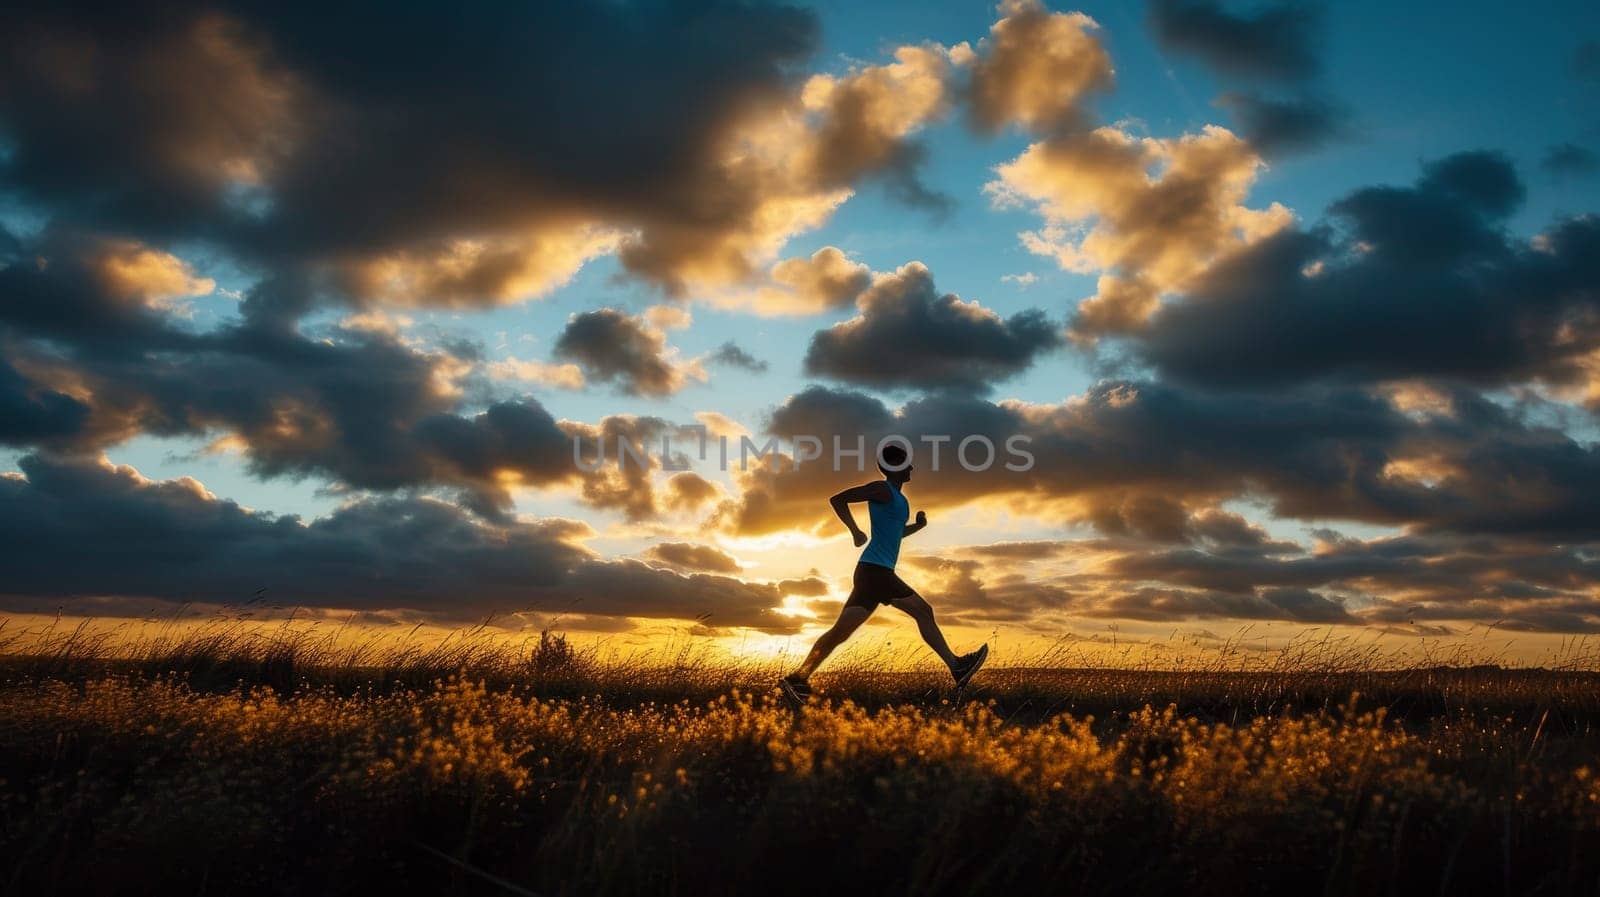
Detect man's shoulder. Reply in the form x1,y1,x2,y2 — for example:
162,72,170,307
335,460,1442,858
860,480,892,502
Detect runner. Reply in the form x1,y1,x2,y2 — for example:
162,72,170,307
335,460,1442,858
779,443,988,706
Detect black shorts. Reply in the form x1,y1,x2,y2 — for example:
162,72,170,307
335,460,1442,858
844,562,914,610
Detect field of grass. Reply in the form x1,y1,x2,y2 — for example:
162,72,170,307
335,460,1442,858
3,620,1600,896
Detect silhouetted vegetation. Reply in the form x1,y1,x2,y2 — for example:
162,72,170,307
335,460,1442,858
2,619,1598,895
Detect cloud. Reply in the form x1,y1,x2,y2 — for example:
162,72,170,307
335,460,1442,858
13,185,1600,636
987,123,1292,339
1121,153,1600,397
552,308,707,397
0,453,802,632
798,43,956,210
644,305,694,331
889,519,1600,632
707,342,770,373
721,378,1600,547
664,471,721,512
1093,586,1357,624
777,576,830,597
0,240,702,519
328,227,622,308
1079,526,1600,632
92,241,217,307
1001,272,1039,286
0,0,962,304
0,10,302,233
1215,91,1349,156
486,358,586,390
802,262,1060,392
645,542,742,574
1147,2,1347,161
693,411,751,439
1147,0,1322,82
559,415,686,523
963,0,1113,134
965,540,1072,560
1541,143,1599,180
0,356,90,445
713,246,875,316
897,552,1076,623
0,231,217,346
773,247,875,308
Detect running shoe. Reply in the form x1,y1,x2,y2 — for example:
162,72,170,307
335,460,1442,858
951,644,989,689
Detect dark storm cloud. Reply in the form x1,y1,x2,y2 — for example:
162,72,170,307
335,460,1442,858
1092,586,1357,624
2,0,811,237
754,381,1427,533
0,0,945,301
1147,0,1322,81
1146,0,1346,159
1087,500,1302,553
0,239,690,519
777,576,830,597
707,342,770,373
552,308,702,397
645,542,742,574
0,453,802,633
1541,143,1599,180
1215,91,1348,155
1132,152,1600,393
901,526,1600,632
764,384,898,438
558,561,802,634
1371,149,1525,220
0,230,208,348
802,263,1060,392
899,554,1075,624
1087,529,1600,632
1098,530,1600,597
0,357,90,445
0,6,298,241
727,378,1600,546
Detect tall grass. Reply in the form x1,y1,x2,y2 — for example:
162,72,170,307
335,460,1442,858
5,615,1599,722
2,617,1599,895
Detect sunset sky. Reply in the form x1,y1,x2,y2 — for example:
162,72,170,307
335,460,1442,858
3,0,1600,663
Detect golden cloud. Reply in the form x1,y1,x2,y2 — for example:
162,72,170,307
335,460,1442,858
91,240,216,306
331,224,621,307
965,0,1114,133
988,124,1293,338
708,246,875,316
486,358,587,391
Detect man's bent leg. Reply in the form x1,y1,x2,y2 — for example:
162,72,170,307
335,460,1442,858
794,605,872,679
889,592,959,669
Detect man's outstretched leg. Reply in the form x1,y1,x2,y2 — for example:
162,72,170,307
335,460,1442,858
781,605,871,705
889,592,988,688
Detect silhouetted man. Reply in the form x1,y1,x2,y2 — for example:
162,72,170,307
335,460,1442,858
780,443,987,705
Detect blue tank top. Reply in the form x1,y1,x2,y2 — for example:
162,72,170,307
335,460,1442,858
859,481,909,570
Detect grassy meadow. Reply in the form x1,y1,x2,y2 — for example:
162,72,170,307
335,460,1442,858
2,619,1599,896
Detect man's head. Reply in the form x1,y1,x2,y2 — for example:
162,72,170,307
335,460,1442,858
878,443,912,485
